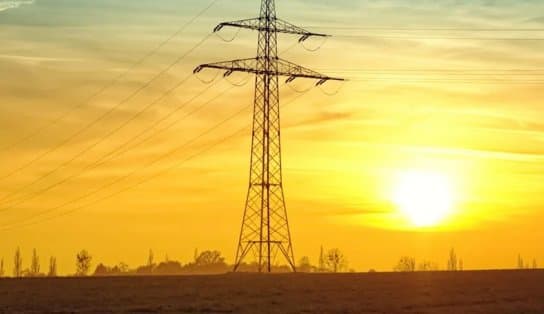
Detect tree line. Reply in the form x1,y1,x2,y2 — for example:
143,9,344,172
393,248,464,272
0,246,352,277
95,247,353,276
94,249,232,276
297,246,352,273
517,254,538,270
1,246,539,277
9,247,58,278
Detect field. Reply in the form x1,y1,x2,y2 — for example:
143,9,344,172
1,270,543,313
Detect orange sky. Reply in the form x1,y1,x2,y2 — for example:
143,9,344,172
0,0,544,274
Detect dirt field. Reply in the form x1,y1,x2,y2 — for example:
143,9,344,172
1,270,543,313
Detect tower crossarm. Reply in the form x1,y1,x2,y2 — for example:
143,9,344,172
214,17,328,42
194,58,344,86
276,59,344,85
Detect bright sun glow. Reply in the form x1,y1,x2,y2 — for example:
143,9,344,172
392,170,455,227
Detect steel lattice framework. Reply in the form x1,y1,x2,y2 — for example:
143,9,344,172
195,0,343,272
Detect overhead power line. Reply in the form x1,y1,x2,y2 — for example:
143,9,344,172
315,69,544,85
0,32,212,184
0,82,233,211
316,68,544,72
0,72,192,205
308,26,544,32
1,103,251,230
344,78,544,85
335,35,544,40
0,0,219,153
0,90,310,232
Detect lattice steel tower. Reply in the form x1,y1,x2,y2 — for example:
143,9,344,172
195,0,343,272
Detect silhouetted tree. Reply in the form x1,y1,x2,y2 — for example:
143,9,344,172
13,247,23,278
459,259,464,271
155,260,183,275
0,258,4,277
94,263,110,276
93,262,131,276
394,256,416,272
183,250,229,274
135,250,156,275
298,256,312,273
194,250,225,266
75,250,92,276
533,259,538,270
447,248,458,271
147,249,154,268
29,248,40,277
418,260,438,272
48,257,57,277
135,264,152,275
118,262,129,273
318,246,326,272
517,254,524,269
325,248,347,273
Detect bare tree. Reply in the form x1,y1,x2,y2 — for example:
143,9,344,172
29,248,40,277
181,250,229,274
135,250,155,274
118,262,129,273
318,246,326,272
48,257,57,277
13,247,23,278
194,250,225,266
533,259,538,270
298,256,312,273
325,248,347,273
517,254,524,269
0,258,4,277
459,259,464,271
147,249,154,268
418,260,438,272
395,256,416,272
447,248,458,271
75,250,92,276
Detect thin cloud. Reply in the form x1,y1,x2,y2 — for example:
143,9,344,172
0,54,84,66
0,0,34,12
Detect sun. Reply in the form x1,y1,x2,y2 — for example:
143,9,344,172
392,170,455,227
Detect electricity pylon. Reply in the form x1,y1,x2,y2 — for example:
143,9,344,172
194,0,343,272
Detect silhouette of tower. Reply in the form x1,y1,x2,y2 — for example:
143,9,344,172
194,0,343,272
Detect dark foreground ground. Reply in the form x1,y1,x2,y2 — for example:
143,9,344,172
1,270,544,314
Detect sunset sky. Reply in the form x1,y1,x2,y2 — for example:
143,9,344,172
1,0,544,274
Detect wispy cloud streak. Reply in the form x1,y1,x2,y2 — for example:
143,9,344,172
0,0,33,12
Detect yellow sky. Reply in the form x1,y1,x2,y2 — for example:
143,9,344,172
0,0,544,274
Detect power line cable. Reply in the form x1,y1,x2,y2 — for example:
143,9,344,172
344,78,544,85
316,68,544,72
0,82,234,210
308,26,544,32
335,34,544,40
0,73,194,205
0,0,219,153
0,33,212,183
1,103,251,229
0,89,311,231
